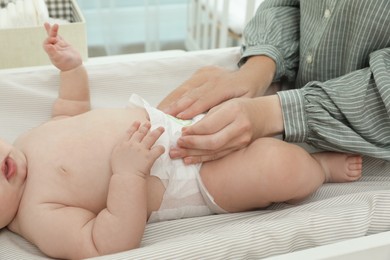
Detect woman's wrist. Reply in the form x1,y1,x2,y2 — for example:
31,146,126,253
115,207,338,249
251,95,284,138
240,55,276,96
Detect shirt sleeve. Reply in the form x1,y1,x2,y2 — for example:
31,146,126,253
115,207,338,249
239,0,300,82
277,48,390,160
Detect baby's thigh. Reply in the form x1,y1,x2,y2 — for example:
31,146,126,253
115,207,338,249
200,138,280,212
200,137,311,212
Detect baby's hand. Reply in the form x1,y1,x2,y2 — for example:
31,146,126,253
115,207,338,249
111,121,165,179
43,23,82,71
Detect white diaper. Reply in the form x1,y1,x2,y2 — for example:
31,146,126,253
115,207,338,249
129,94,227,223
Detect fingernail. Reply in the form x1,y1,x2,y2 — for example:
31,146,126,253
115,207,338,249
183,157,192,164
176,138,184,146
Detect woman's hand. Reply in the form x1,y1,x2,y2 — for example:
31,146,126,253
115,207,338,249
158,56,276,120
169,95,284,164
43,23,82,71
158,66,257,119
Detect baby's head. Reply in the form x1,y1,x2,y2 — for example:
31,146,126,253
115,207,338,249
0,138,28,228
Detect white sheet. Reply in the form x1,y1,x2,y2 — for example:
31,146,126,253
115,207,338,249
1,47,390,259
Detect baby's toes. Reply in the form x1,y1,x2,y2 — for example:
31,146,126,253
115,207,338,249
346,155,363,180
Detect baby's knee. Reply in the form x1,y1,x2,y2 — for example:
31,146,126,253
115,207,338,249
248,137,293,159
247,138,311,179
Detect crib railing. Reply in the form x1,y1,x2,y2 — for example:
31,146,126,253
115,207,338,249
185,0,261,50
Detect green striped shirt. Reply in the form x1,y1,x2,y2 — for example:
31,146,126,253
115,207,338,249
240,0,390,160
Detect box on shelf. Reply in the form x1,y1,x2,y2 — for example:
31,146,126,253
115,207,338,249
0,0,87,69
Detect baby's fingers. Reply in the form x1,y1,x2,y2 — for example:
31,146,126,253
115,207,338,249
147,128,165,162
142,126,165,149
126,121,165,149
44,22,51,34
44,22,58,37
126,121,142,138
43,23,59,52
128,122,152,143
150,144,165,160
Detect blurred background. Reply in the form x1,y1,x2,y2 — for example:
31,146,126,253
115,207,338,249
77,0,187,56
77,0,263,57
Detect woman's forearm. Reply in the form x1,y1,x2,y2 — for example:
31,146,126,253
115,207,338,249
239,55,276,96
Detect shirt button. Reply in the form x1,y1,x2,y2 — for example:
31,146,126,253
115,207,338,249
306,54,313,64
324,9,331,18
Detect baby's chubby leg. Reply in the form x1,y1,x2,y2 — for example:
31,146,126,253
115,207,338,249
199,138,362,213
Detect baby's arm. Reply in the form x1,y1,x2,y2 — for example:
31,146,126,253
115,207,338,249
93,122,165,254
23,122,165,259
43,23,90,119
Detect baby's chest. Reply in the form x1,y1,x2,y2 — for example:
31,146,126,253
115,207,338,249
29,119,122,173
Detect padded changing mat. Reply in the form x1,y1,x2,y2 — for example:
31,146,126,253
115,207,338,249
1,48,390,259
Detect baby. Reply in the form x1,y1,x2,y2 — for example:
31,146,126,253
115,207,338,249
0,24,363,259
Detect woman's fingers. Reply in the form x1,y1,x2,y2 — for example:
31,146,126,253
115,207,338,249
182,149,233,164
167,98,257,163
176,81,234,120
179,101,252,149
164,84,214,119
165,94,197,118
170,138,248,164
170,128,249,158
162,66,239,119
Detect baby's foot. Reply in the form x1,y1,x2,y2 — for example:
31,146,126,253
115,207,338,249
312,152,363,183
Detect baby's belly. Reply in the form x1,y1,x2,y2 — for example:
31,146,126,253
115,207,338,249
22,107,160,213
